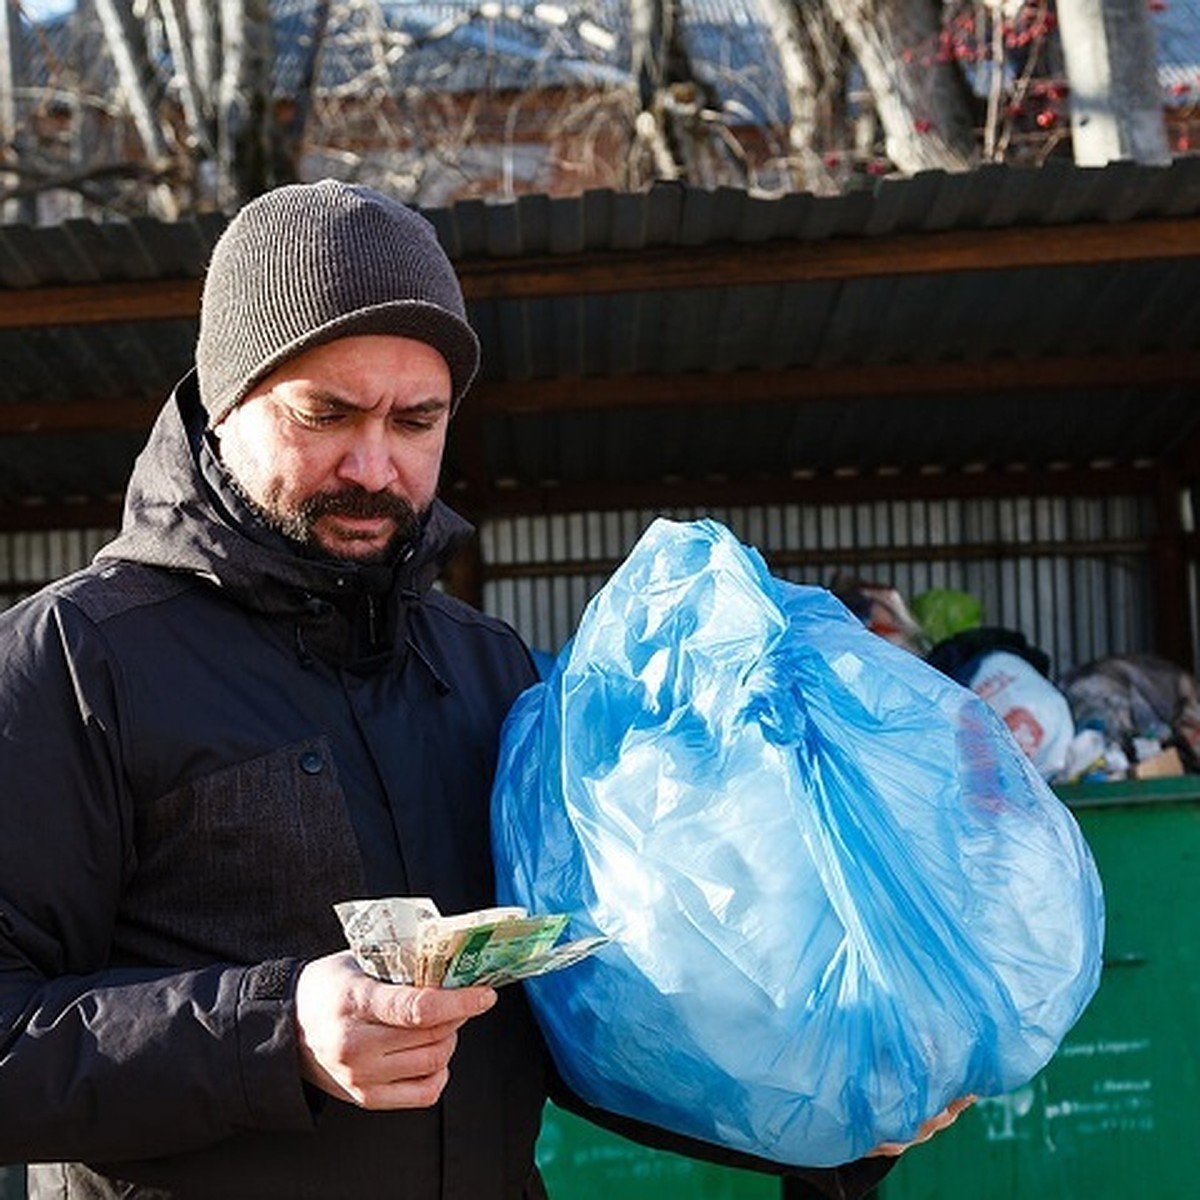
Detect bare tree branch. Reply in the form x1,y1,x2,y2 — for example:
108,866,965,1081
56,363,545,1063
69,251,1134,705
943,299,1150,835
285,0,333,148
824,0,978,172
156,0,214,159
218,0,288,205
0,154,175,206
92,0,179,214
184,0,217,102
628,0,684,183
4,0,1175,219
91,0,169,161
755,0,837,192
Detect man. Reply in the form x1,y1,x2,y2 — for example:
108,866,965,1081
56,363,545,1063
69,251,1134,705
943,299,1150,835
0,181,948,1198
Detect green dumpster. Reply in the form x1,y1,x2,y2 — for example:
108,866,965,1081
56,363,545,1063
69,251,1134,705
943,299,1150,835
536,1102,780,1199
880,777,1200,1200
0,1166,24,1200
539,779,1199,1200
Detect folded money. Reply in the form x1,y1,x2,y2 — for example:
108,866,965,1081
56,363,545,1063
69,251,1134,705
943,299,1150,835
334,896,607,989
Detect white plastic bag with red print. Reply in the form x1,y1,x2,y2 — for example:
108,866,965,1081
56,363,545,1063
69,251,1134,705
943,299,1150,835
966,650,1075,781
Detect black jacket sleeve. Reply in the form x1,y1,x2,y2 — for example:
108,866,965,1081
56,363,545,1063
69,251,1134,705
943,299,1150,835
0,594,313,1165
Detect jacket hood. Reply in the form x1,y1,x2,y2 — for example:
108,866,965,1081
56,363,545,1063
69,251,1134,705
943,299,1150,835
97,371,474,664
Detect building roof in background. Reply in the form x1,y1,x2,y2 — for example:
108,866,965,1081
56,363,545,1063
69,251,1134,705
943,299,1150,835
2,158,1199,524
23,0,1200,111
274,0,631,95
1154,0,1200,104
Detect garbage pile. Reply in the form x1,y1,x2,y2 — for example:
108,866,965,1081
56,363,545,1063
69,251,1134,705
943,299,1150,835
831,579,1200,784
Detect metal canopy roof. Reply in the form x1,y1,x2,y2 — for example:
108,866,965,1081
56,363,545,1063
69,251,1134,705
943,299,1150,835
2,157,1200,528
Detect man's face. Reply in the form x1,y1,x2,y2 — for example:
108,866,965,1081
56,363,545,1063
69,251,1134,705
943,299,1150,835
215,334,452,563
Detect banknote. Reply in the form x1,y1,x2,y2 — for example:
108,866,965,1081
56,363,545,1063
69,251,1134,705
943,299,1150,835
459,933,612,988
439,914,568,988
334,896,606,988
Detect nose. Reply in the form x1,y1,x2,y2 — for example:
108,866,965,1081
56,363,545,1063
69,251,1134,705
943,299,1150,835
336,427,399,492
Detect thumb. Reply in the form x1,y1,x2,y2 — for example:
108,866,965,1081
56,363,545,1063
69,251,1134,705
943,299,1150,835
372,982,497,1030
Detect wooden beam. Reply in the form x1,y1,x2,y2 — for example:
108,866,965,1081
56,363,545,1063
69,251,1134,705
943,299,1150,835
0,500,123,531
0,276,202,329
473,350,1200,414
0,397,163,433
458,215,1200,301
3,351,1193,435
481,536,1153,583
2,215,1197,329
0,464,1157,532
453,463,1160,517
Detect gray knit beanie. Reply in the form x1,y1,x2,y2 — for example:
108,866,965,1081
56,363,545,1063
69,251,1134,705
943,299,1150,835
196,179,480,424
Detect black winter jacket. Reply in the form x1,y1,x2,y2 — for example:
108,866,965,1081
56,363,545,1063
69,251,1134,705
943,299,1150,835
0,375,891,1200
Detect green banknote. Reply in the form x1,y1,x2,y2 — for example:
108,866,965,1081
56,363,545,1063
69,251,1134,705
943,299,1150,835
335,897,606,988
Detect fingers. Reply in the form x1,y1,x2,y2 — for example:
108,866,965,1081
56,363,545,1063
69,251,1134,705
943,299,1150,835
339,1030,459,1110
866,1141,910,1159
866,1095,977,1158
294,952,498,1110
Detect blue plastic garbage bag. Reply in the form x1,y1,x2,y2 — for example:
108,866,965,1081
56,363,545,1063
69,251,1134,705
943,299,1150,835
491,518,1104,1168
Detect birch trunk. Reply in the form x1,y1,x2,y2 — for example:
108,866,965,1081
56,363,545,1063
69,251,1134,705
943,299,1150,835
0,0,36,220
92,0,170,162
156,0,214,160
92,0,178,214
628,0,683,182
218,0,285,205
823,0,978,172
1056,0,1170,165
755,0,837,192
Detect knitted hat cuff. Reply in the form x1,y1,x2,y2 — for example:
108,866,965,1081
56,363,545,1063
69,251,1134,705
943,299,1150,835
196,180,480,424
207,302,479,424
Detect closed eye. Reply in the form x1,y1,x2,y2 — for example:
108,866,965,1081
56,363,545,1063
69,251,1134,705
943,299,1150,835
391,413,440,433
290,407,345,429
390,400,449,433
274,389,352,429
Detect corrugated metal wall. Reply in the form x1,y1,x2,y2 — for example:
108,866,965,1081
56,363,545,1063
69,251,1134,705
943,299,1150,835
0,527,117,610
481,494,1157,679
0,494,1157,682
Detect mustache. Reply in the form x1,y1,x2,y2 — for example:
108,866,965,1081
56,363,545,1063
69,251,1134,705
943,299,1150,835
298,487,417,524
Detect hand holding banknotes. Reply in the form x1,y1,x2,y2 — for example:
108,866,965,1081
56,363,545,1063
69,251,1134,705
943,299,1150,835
294,951,498,1110
295,896,606,1111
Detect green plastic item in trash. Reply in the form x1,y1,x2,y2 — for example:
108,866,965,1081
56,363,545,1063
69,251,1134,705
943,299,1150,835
912,588,984,646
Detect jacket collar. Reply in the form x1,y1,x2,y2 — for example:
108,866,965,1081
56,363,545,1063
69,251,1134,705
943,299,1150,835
98,370,474,668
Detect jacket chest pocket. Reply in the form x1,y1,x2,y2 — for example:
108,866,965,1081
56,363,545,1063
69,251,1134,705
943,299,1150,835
117,737,366,967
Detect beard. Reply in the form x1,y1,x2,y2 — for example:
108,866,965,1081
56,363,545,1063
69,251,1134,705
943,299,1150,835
235,479,424,565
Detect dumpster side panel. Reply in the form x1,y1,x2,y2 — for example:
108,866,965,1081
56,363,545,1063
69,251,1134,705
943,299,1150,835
536,1103,780,1199
881,795,1200,1199
0,1166,24,1200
